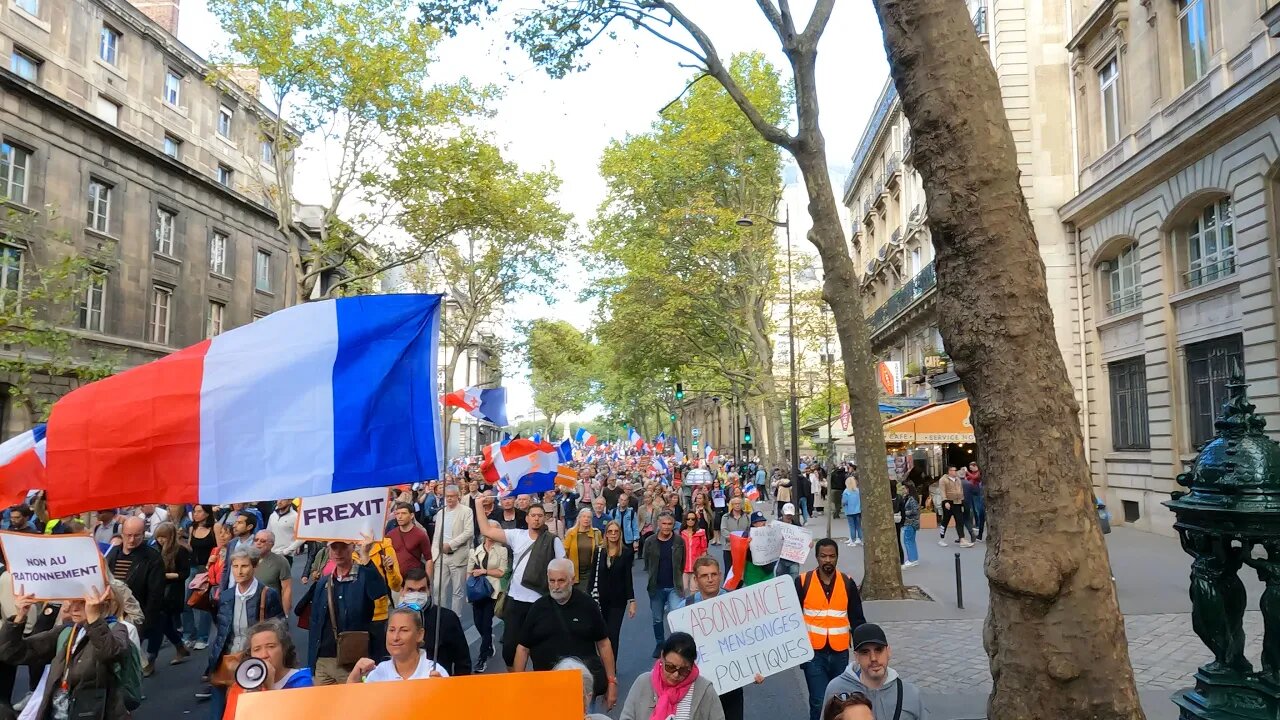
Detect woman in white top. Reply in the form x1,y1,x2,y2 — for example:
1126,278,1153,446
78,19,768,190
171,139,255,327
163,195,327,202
346,607,449,683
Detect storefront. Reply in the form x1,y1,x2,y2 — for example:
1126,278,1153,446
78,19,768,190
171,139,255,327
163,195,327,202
882,399,976,479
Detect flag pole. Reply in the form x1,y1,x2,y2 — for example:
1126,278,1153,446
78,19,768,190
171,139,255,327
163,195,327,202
432,504,446,670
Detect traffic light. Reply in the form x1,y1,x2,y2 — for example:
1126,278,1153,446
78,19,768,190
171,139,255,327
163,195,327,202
742,425,752,444
675,382,684,401
669,412,677,422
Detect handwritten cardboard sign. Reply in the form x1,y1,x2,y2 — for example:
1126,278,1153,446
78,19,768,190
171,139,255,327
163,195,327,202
667,575,814,694
774,521,813,564
233,668,582,719
0,532,106,601
295,487,389,542
748,524,782,565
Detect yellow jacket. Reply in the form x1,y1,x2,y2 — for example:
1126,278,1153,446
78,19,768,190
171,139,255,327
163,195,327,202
368,539,402,621
563,527,602,584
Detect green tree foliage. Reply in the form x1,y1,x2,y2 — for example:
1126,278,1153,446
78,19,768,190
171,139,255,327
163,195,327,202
525,319,595,429
588,54,786,459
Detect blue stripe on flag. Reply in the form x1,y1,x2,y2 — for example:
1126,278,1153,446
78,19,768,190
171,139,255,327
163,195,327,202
502,470,558,497
330,294,444,491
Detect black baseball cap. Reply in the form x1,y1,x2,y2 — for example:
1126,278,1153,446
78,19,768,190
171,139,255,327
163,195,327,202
851,623,889,650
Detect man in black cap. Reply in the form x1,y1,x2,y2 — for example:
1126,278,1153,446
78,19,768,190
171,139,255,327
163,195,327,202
822,623,930,720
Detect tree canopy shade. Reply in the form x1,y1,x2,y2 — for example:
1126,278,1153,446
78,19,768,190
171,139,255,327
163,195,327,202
526,319,596,430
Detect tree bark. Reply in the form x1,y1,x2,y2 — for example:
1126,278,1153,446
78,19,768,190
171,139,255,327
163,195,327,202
871,2,1143,717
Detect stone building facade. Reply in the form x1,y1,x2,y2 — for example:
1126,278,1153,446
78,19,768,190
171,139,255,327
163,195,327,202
0,0,296,436
1061,0,1280,534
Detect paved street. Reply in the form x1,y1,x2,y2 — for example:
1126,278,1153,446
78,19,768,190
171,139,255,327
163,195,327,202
122,513,1236,720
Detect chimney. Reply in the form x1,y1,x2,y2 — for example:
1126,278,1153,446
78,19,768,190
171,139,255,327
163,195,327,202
129,0,180,35
224,66,261,96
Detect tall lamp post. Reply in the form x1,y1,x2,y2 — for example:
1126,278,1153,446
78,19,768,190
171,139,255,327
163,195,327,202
823,305,834,539
736,206,801,495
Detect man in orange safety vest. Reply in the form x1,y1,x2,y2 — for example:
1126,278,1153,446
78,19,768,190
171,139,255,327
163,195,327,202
798,537,867,720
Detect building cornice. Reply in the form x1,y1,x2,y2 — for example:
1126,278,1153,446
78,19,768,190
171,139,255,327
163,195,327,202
1066,0,1120,52
1059,50,1280,227
0,68,282,223
842,79,899,204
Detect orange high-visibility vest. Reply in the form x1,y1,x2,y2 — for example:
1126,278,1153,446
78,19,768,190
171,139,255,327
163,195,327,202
802,570,850,651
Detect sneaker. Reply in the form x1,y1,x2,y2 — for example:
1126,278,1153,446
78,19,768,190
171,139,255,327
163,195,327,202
853,539,862,546
977,537,984,542
476,657,488,673
142,662,155,678
170,645,190,665
938,539,949,547
958,540,975,548
845,540,854,547
905,560,919,568
193,641,208,651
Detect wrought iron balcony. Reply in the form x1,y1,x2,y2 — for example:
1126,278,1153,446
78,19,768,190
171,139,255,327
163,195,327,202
876,243,889,261
902,133,913,163
874,180,886,198
885,152,902,185
868,260,936,334
909,204,924,225
890,227,903,246
862,196,873,219
973,5,988,36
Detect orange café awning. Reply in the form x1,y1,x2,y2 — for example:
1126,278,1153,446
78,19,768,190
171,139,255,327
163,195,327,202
883,399,974,444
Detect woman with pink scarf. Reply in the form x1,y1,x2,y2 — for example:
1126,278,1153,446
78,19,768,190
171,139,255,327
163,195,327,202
620,632,725,720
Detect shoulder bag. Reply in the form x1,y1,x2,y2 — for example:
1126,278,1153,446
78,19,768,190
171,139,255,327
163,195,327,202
327,574,369,668
211,590,265,687
466,550,494,602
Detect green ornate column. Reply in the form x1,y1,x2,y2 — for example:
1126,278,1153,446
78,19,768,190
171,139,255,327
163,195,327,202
1166,376,1280,719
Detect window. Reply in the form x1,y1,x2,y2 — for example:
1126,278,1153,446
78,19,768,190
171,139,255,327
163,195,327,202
207,301,225,338
154,208,176,255
163,134,181,159
86,180,111,233
1106,242,1141,314
1098,57,1121,148
260,138,275,164
1177,0,1210,87
78,271,105,332
1186,334,1243,448
217,105,233,138
149,286,171,344
99,26,120,66
9,48,39,82
910,247,922,276
1108,358,1149,450
0,246,22,311
163,71,182,106
209,232,228,275
13,0,37,15
1183,197,1234,288
94,96,120,126
1,141,31,205
216,164,233,187
255,250,271,292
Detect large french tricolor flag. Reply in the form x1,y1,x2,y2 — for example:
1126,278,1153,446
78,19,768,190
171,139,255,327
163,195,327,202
574,427,597,447
481,437,560,497
44,295,445,515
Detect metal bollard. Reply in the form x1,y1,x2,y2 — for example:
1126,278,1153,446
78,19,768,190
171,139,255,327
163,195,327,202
955,552,964,609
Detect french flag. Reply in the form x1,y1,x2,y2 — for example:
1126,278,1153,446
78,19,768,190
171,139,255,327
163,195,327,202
0,425,46,507
481,437,560,497
706,445,718,464
654,455,669,475
628,427,645,452
44,295,445,515
673,439,685,463
442,386,508,426
574,427,597,447
654,432,666,454
744,482,760,501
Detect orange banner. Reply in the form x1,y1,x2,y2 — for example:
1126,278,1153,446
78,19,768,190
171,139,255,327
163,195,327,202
877,362,895,395
234,670,583,719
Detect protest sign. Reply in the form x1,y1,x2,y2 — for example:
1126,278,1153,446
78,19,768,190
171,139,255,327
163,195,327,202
667,575,814,694
295,487,389,542
234,668,582,719
748,524,782,565
774,521,813,564
0,532,106,601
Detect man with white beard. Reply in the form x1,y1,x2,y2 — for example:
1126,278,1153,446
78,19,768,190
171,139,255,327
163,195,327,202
511,559,618,711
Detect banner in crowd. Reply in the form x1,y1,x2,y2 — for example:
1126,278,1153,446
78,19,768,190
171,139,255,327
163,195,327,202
748,524,782,565
774,521,813,564
0,532,106,601
234,668,582,719
295,487,390,542
667,575,814,694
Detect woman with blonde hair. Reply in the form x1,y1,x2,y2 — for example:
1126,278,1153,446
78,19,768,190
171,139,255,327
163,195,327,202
588,520,635,660
564,508,603,595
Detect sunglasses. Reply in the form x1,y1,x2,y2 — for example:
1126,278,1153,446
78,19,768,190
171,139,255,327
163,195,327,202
662,662,692,678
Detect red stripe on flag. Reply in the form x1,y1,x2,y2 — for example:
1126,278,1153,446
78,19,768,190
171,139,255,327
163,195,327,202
45,340,209,515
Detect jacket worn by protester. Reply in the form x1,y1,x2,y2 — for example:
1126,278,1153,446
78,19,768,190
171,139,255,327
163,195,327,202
160,545,194,614
823,667,929,720
296,562,389,669
641,532,686,596
207,581,285,673
418,603,471,676
0,616,131,720
618,672,725,720
105,543,166,631
608,506,640,544
563,526,603,585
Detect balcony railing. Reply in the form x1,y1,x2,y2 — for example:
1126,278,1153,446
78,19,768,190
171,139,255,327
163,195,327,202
973,5,988,36
1183,254,1236,289
868,260,937,334
862,196,873,218
902,134,912,160
886,152,901,180
890,227,902,246
1106,290,1142,315
874,180,886,198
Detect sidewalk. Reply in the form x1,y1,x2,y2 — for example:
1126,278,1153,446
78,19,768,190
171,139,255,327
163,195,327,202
784,509,1255,720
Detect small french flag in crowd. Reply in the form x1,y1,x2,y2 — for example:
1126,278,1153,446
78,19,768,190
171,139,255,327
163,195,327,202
654,455,669,475
628,427,646,452
574,427,598,447
43,295,445,515
744,482,760,501
481,437,561,496
706,446,718,463
0,424,46,506
654,432,666,454
442,385,509,427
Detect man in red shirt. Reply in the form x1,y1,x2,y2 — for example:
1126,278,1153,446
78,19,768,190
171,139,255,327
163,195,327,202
388,501,431,576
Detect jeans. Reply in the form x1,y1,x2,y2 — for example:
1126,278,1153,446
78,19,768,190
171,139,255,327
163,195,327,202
846,514,862,542
802,647,850,720
969,495,986,539
649,587,679,645
775,558,800,580
145,610,186,663
798,497,810,523
903,525,919,563
472,596,496,661
182,566,211,644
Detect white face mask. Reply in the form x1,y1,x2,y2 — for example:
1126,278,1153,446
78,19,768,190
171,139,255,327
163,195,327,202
400,591,431,609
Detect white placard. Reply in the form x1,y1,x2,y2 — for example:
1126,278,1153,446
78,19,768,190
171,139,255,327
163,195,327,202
667,575,814,693
295,487,390,542
748,525,782,565
774,521,813,564
0,533,106,601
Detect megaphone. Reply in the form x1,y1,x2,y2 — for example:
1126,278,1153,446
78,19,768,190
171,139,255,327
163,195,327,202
235,657,269,690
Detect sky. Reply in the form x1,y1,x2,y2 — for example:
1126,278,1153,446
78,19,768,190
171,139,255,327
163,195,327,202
178,1,891,419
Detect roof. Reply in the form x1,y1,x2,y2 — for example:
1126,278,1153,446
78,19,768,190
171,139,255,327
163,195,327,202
882,399,974,444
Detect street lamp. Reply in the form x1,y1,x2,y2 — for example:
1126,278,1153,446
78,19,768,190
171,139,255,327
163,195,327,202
823,304,835,540
736,205,801,497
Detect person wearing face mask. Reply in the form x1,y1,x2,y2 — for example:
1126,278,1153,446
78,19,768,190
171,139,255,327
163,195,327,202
397,568,470,677
346,608,448,683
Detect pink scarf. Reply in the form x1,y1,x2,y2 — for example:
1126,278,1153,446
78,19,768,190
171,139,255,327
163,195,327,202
650,659,700,720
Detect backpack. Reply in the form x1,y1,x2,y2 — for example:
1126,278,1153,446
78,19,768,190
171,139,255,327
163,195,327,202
56,621,145,711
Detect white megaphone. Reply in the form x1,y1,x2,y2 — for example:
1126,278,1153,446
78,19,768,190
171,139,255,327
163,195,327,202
235,657,269,690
